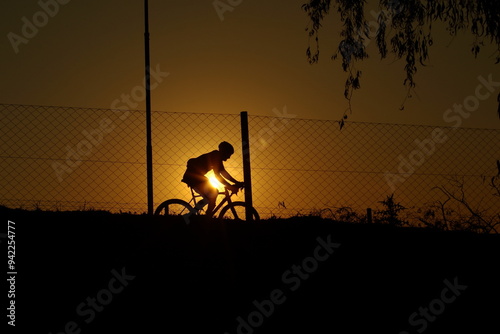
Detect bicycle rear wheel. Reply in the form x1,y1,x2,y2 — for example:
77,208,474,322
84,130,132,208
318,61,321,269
154,199,195,217
218,201,260,222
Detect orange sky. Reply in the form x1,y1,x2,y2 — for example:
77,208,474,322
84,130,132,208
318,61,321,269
1,0,498,129
1,1,499,219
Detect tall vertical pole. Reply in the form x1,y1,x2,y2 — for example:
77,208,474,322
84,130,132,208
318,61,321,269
144,0,154,215
240,111,253,221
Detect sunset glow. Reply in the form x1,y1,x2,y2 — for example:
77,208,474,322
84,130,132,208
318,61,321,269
206,171,225,191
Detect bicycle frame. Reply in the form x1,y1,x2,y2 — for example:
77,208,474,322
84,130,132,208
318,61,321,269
189,187,236,218
154,185,258,221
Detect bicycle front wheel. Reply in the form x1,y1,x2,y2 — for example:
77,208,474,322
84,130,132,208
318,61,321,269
154,199,195,217
218,201,260,222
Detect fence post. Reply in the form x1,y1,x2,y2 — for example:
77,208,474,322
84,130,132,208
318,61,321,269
144,0,154,215
240,111,253,221
367,208,373,223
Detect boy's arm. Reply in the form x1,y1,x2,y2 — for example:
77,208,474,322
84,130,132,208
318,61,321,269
213,168,239,186
220,169,240,184
213,152,242,187
213,163,241,186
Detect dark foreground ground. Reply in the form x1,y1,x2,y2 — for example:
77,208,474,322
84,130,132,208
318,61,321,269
2,206,500,333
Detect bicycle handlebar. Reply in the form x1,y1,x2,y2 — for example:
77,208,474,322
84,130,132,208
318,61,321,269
221,183,245,196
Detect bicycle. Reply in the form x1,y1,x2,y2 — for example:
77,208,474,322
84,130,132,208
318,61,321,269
154,185,260,222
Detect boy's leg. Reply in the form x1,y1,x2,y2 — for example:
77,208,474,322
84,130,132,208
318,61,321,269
192,181,218,216
206,198,216,217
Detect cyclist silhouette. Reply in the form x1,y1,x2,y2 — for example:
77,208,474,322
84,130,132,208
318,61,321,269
181,142,243,216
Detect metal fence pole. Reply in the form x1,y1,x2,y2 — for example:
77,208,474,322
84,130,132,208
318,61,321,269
240,111,253,221
367,208,373,223
144,0,154,215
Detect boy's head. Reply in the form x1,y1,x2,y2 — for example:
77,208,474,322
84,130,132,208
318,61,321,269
218,141,234,161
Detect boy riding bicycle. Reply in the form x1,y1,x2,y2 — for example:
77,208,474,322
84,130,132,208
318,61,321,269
182,142,244,216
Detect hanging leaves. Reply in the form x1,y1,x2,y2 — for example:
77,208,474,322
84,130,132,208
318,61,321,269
303,0,500,117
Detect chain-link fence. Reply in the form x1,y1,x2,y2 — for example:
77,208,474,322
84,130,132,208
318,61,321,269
1,104,499,229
